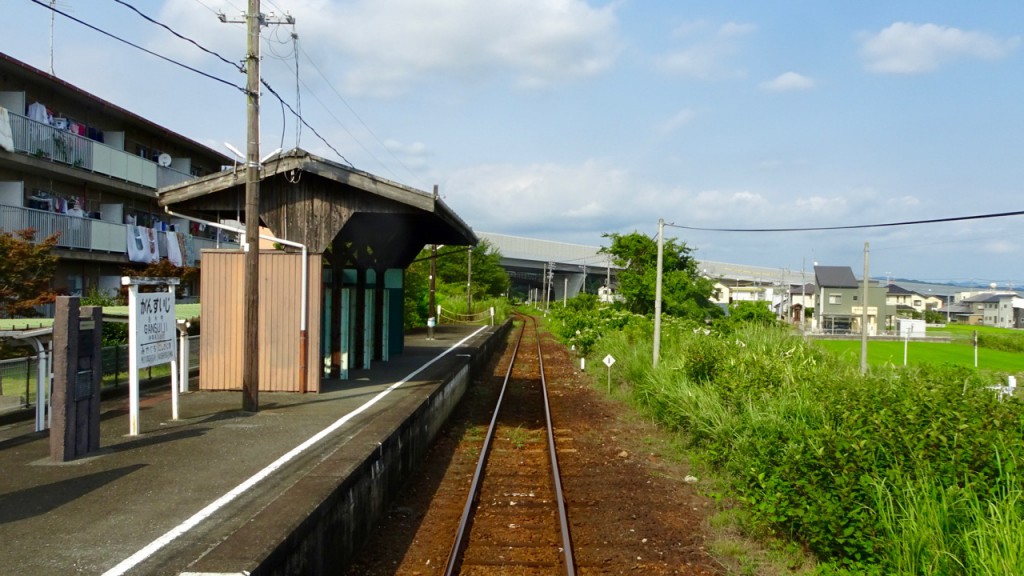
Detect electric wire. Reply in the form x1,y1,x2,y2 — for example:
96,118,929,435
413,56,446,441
111,0,245,74
667,209,1024,233
260,78,352,166
30,0,245,94
292,74,388,173
189,0,221,17
299,46,425,188
36,0,439,193
40,0,350,168
292,32,302,149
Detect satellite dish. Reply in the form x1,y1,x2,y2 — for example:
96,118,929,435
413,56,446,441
157,153,172,167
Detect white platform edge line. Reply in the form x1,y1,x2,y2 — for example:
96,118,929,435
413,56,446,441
102,325,489,576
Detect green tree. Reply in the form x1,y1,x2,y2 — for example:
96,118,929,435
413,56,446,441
0,228,59,318
600,231,720,320
723,300,777,326
435,239,509,300
403,254,430,330
403,240,511,328
121,258,198,300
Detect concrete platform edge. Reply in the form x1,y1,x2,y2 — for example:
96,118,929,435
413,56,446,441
203,320,511,575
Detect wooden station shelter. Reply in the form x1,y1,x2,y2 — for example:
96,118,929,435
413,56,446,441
157,149,476,393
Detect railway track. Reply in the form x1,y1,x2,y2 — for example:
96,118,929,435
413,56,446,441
443,313,576,576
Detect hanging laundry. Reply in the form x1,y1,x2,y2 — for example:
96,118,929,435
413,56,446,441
0,104,13,152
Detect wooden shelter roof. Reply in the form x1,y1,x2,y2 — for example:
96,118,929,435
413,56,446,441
157,149,476,266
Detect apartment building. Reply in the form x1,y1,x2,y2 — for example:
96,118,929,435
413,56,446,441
0,52,235,300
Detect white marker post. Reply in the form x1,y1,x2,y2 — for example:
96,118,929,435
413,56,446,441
123,277,179,436
603,354,616,394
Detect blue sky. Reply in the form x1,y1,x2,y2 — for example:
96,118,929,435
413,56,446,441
4,1,1023,287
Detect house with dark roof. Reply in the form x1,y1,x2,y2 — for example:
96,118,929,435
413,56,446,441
886,283,919,316
784,283,815,326
959,292,1024,328
814,265,893,334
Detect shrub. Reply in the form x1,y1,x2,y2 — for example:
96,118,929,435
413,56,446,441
584,318,1024,571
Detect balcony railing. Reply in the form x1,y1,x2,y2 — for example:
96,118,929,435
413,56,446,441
7,112,195,189
0,203,238,262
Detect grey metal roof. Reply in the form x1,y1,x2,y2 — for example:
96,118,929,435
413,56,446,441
477,232,612,267
886,283,915,295
789,283,816,295
814,265,858,288
962,292,1019,303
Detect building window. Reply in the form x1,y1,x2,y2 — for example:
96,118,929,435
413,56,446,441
829,294,842,305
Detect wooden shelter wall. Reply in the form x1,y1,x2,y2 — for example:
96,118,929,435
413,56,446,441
199,251,244,391
199,250,322,393
260,177,418,253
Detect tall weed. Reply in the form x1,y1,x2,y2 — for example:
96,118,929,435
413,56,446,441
577,319,1024,570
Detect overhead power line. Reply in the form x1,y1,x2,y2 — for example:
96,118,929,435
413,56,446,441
30,0,245,94
111,0,244,74
668,209,1024,233
260,78,352,166
299,46,427,187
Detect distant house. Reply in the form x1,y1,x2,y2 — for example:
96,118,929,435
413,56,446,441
921,294,945,312
959,292,1024,328
814,265,893,334
785,283,815,325
885,283,917,316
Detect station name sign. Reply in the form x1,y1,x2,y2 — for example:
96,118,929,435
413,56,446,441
136,292,176,368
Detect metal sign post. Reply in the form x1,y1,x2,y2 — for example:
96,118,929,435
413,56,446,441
603,354,616,393
123,276,179,436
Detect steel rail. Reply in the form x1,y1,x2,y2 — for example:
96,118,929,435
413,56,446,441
534,313,577,574
442,315,525,576
443,313,576,575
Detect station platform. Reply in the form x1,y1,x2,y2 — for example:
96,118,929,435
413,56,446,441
0,323,508,575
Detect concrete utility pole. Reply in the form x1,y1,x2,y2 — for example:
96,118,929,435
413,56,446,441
653,218,664,368
861,241,870,374
430,187,438,337
801,257,806,335
220,2,295,412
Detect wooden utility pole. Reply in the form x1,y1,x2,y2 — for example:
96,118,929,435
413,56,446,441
220,2,294,412
242,0,261,412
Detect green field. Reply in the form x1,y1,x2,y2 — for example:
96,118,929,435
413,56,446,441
814,338,1024,374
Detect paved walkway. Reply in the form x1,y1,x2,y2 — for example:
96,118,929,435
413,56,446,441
0,324,494,575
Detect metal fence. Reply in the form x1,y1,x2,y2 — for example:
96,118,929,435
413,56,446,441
0,335,201,410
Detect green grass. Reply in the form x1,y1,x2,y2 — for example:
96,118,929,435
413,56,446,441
564,317,1024,572
814,339,1024,374
944,323,1020,339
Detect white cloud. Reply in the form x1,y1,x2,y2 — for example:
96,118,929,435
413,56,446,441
718,22,757,39
795,195,849,216
444,160,641,234
323,0,620,96
860,22,1020,74
759,71,815,92
383,139,433,172
156,0,621,97
659,20,755,79
983,239,1017,254
884,195,921,209
659,108,696,134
